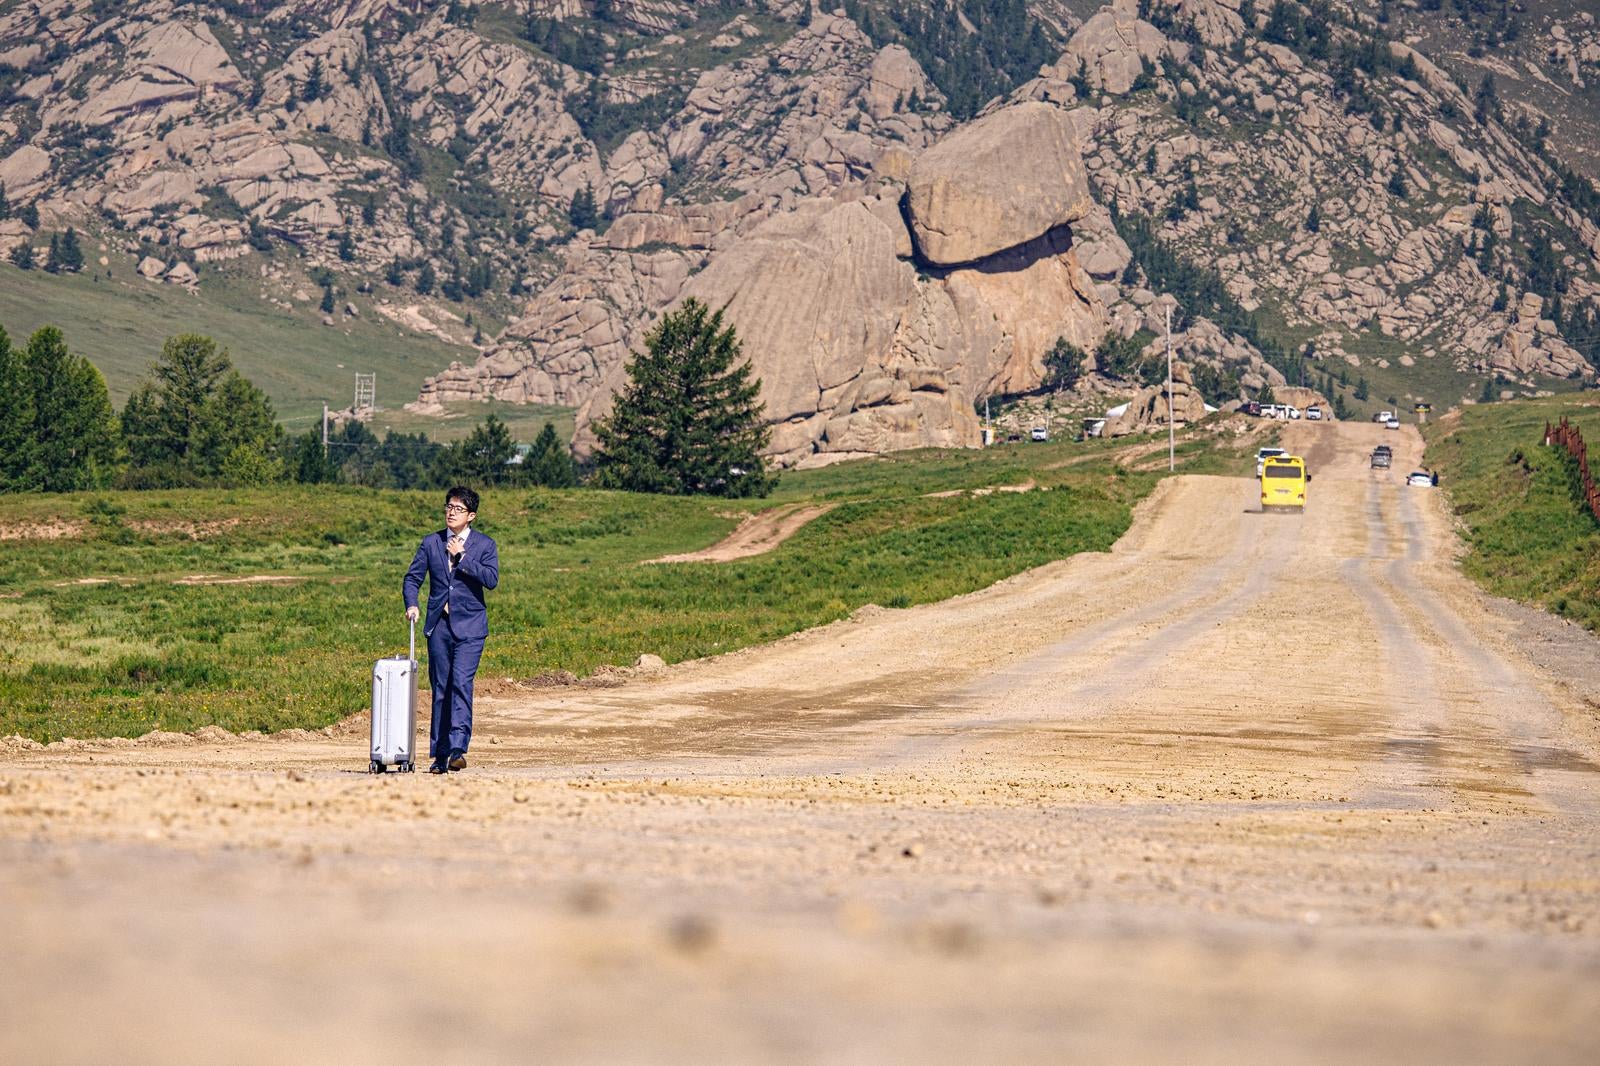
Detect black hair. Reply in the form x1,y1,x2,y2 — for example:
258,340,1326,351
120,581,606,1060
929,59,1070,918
445,486,479,514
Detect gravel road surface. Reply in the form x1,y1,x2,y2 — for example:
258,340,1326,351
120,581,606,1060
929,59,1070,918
3,420,1597,1064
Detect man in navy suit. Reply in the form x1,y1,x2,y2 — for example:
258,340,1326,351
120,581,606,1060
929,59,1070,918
403,486,499,773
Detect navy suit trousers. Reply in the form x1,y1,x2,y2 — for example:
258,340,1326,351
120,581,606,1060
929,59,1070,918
427,618,484,760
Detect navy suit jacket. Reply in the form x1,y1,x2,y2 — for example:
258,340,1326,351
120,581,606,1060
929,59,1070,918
403,528,499,639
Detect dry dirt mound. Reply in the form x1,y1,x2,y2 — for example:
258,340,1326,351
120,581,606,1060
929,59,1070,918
0,520,85,541
648,504,837,564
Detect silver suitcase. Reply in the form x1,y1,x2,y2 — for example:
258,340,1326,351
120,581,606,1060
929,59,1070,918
369,621,418,773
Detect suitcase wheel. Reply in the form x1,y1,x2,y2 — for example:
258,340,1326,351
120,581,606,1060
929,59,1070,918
369,760,385,774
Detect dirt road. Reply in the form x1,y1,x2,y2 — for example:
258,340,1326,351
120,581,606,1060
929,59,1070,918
4,420,1599,1064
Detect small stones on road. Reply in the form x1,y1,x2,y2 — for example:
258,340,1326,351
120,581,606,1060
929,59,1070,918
566,882,610,915
667,914,716,954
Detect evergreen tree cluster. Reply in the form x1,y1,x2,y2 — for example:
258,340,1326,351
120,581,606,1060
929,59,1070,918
566,81,687,155
842,0,1056,120
0,317,587,494
289,414,576,491
1111,206,1296,384
120,334,285,488
523,15,609,75
42,227,84,273
0,324,119,492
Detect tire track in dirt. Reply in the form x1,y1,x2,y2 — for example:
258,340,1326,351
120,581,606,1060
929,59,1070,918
1375,487,1600,814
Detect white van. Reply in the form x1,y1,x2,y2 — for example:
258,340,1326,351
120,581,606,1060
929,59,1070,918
1256,446,1288,477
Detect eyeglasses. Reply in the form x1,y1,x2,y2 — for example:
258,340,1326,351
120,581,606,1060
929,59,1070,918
444,504,471,514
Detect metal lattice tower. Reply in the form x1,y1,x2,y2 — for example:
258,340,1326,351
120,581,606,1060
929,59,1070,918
353,373,376,412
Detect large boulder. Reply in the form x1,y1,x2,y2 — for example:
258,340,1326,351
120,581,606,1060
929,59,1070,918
1058,0,1172,95
572,186,1108,466
906,101,1093,266
0,145,52,200
1104,362,1209,436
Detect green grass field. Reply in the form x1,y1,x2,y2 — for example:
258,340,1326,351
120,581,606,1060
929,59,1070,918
0,430,1259,743
0,258,481,433
1423,394,1600,632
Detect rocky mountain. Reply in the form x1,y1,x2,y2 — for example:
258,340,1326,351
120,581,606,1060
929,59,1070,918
3,0,1599,466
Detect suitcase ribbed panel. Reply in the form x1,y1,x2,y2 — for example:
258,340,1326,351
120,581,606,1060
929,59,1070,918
370,622,418,768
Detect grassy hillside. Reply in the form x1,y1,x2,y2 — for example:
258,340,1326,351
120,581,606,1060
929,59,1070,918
0,428,1259,743
1423,394,1600,631
0,260,480,435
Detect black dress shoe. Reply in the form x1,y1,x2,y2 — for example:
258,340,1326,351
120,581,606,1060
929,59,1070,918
428,760,447,774
447,750,467,772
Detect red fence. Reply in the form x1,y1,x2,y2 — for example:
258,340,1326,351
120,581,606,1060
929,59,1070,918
1545,417,1600,524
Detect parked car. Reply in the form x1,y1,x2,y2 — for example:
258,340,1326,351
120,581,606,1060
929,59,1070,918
1385,416,1401,430
1371,448,1392,469
1406,471,1434,487
1030,426,1049,442
1375,410,1395,423
1240,401,1262,417
1305,405,1323,421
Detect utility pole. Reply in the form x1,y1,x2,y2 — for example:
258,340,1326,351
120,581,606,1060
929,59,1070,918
1165,299,1175,472
321,402,329,459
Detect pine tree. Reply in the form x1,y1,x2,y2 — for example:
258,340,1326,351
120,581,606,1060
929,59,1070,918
288,428,334,486
568,185,598,231
44,232,63,273
320,284,335,313
1479,377,1497,403
442,413,517,486
1305,203,1321,232
0,184,10,220
59,227,84,272
122,333,231,480
337,230,356,261
18,326,121,491
1387,168,1407,199
195,371,282,481
386,258,405,286
592,298,775,497
304,56,325,102
1355,375,1370,401
524,421,577,487
17,203,37,229
415,261,436,295
0,325,37,490
10,242,34,269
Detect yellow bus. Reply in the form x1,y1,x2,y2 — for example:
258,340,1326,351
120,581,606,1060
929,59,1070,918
1260,455,1308,513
